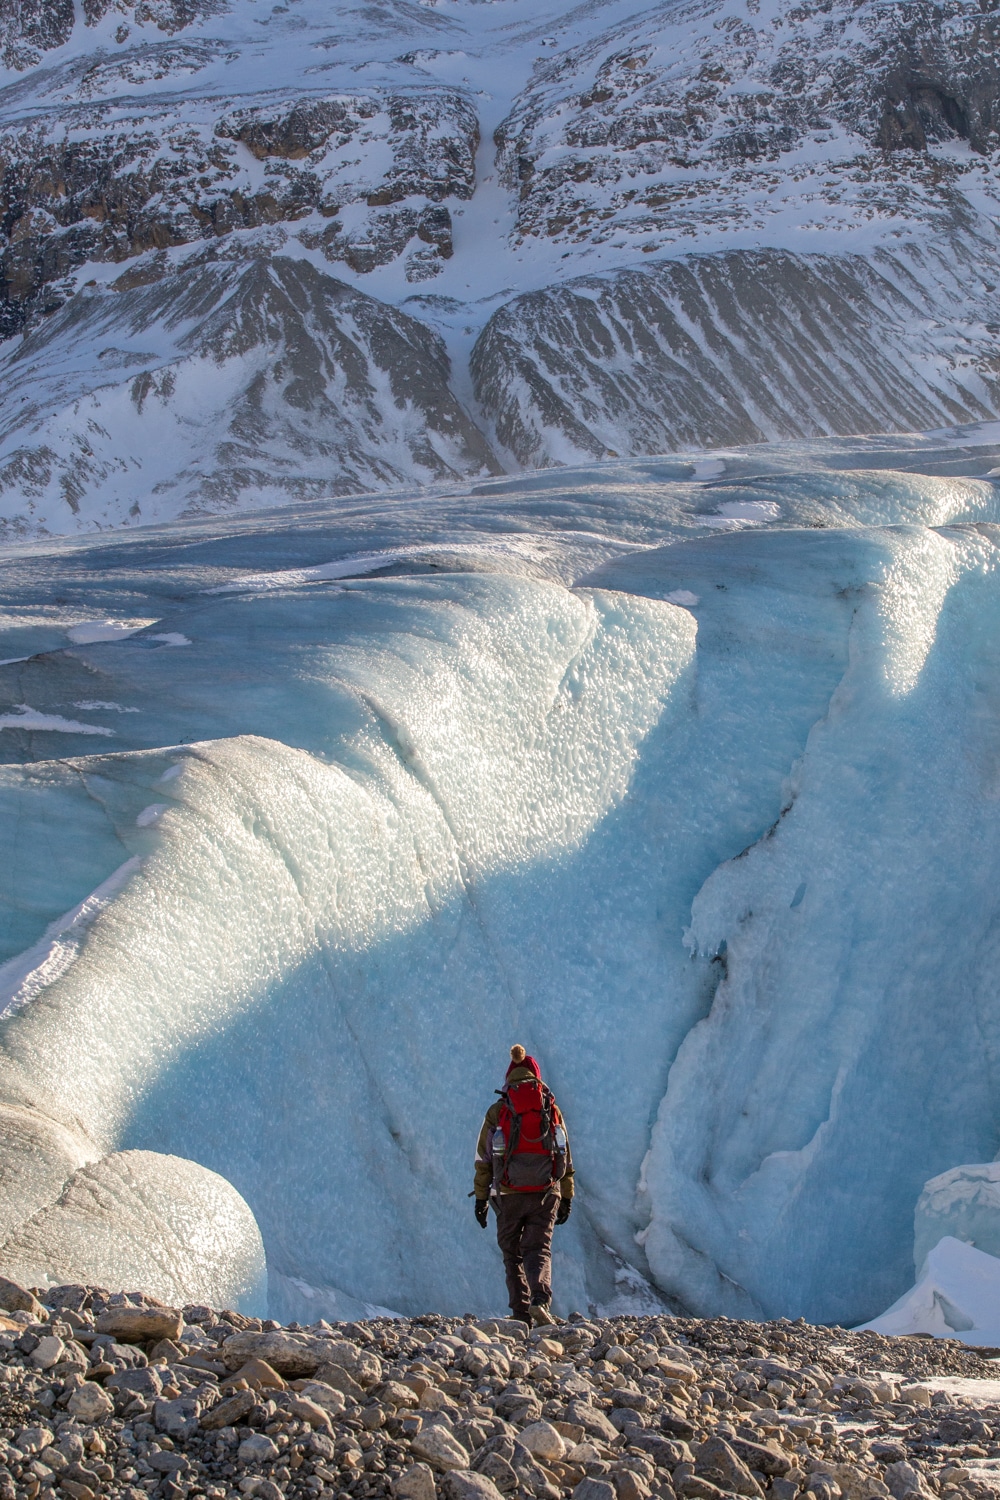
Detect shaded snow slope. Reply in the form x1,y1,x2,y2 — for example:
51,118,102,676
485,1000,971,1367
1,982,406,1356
471,245,999,466
0,0,998,529
0,255,499,536
3,440,1000,1321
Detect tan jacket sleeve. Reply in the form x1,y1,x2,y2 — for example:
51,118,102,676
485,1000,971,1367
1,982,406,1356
555,1100,574,1201
474,1101,501,1200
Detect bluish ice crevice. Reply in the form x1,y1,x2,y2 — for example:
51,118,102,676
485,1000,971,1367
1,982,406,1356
3,451,1000,1318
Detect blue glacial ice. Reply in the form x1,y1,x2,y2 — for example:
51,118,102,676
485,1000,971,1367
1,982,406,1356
2,431,1000,1322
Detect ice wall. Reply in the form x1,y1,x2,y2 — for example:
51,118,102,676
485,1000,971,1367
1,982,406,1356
2,442,1000,1322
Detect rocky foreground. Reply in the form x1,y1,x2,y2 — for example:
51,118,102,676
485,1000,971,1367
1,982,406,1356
1,1282,1000,1500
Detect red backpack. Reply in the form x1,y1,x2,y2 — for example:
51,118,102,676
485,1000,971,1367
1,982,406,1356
491,1076,568,1192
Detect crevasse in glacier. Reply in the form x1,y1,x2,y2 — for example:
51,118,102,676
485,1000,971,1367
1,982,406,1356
2,434,1000,1323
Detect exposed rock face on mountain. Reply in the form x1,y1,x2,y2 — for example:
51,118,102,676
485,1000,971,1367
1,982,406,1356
0,254,499,536
0,0,229,72
471,245,1000,466
0,0,996,533
494,0,1000,253
0,81,477,335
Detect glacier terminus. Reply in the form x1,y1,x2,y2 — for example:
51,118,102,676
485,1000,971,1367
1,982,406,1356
2,434,1000,1330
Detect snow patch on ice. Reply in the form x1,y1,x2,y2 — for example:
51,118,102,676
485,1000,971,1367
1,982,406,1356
0,705,114,735
136,804,168,828
0,858,141,1020
67,620,158,644
74,701,140,714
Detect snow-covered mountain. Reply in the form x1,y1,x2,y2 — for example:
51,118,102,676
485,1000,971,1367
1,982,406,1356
0,0,999,534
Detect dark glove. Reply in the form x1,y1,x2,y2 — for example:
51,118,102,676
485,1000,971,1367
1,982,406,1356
475,1199,490,1228
556,1198,572,1226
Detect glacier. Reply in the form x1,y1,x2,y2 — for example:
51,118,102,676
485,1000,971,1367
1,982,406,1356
3,432,1000,1324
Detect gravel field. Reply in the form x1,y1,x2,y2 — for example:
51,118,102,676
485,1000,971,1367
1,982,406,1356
2,1281,1000,1500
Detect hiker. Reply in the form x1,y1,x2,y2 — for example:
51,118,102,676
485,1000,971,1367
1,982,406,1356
473,1044,574,1326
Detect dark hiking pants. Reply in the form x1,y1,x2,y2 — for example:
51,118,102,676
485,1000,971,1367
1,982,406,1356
496,1189,560,1321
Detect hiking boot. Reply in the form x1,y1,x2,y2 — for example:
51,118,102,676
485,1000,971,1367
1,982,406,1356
529,1302,557,1326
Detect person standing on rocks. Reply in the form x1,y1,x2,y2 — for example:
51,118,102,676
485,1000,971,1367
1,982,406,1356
473,1044,574,1327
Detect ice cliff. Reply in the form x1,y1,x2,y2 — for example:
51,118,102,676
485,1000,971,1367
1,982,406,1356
3,434,1000,1323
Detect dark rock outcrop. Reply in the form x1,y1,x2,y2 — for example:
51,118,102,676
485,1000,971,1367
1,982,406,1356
0,85,478,333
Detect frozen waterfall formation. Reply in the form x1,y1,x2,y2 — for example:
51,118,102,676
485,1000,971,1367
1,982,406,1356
1,0,1000,534
3,433,1000,1324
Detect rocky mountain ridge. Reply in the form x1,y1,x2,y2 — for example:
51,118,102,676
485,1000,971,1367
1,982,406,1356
0,0,998,535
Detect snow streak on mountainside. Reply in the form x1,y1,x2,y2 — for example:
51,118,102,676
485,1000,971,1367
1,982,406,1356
0,0,998,530
1,434,1000,1323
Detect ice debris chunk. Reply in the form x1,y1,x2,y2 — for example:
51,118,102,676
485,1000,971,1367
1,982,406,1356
862,1237,1000,1345
914,1163,1000,1271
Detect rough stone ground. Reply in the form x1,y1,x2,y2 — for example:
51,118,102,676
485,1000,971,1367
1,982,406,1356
1,1280,999,1500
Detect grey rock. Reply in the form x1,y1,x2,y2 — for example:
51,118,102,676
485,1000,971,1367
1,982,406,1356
442,1471,508,1500
313,1361,366,1400
147,1450,189,1475
14,1427,54,1457
694,1438,764,1499
566,1402,619,1444
66,1383,114,1422
237,1433,279,1466
395,1463,437,1500
630,1436,691,1469
611,1390,654,1412
728,1438,791,1478
411,1422,471,1471
884,1463,930,1500
200,1388,255,1430
28,1336,64,1370
310,1339,382,1387
297,1379,347,1415
609,1409,646,1433
106,1366,164,1401
154,1397,200,1441
0,1277,43,1317
573,1481,617,1500
473,1453,519,1493
95,1306,183,1343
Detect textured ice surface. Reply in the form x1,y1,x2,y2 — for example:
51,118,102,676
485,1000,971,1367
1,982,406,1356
2,435,1000,1319
0,1149,266,1312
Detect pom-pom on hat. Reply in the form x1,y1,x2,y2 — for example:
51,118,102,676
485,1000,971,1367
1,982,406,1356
507,1044,541,1079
